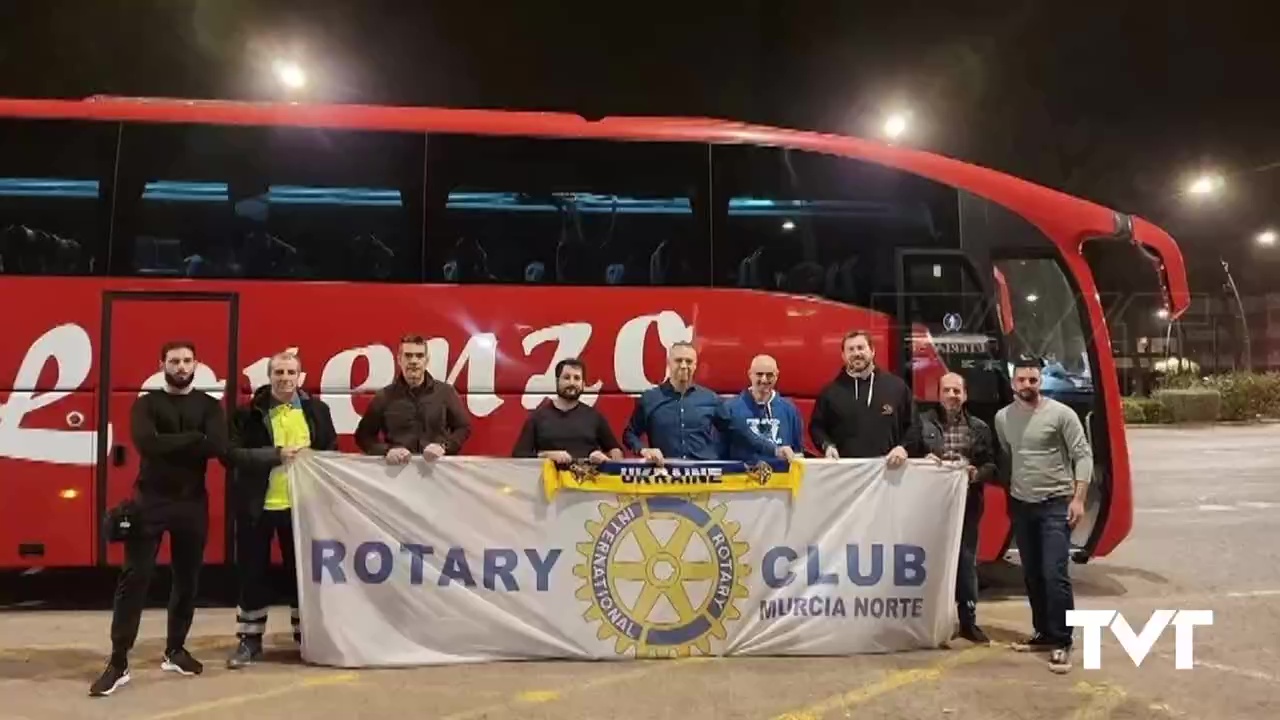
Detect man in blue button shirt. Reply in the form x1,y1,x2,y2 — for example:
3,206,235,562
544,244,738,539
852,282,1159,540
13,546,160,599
623,342,795,463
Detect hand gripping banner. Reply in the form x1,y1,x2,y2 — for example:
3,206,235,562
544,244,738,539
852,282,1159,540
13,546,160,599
288,454,967,668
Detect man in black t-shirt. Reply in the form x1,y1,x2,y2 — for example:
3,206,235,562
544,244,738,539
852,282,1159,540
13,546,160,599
91,340,229,698
512,358,623,463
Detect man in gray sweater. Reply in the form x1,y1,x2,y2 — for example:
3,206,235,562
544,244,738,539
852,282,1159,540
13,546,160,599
994,356,1092,675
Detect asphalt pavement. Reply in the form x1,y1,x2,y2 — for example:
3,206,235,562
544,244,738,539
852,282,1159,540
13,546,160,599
1,424,1277,719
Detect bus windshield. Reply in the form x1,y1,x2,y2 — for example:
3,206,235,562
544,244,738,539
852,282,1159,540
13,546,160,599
997,258,1094,398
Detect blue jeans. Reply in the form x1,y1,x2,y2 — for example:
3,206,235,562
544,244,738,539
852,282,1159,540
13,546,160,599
1010,496,1075,648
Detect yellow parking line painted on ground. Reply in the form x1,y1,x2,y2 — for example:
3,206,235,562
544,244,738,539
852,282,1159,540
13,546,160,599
771,645,998,720
439,657,713,720
137,672,358,720
1067,680,1127,720
516,689,562,703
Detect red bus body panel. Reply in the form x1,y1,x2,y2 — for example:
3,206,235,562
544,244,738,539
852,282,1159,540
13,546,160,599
0,96,1192,569
0,277,898,567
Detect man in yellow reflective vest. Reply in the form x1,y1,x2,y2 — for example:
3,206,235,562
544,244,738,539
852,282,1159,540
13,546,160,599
225,351,337,668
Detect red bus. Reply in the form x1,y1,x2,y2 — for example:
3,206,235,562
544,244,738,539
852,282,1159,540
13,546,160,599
0,96,1189,572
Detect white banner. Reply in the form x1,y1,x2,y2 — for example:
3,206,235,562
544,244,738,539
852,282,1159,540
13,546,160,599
288,454,968,667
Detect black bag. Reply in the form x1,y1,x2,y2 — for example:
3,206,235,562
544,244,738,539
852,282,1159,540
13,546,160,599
104,499,143,543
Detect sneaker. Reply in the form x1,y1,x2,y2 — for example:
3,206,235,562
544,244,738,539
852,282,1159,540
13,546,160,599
958,624,990,645
226,639,264,670
161,647,204,676
89,661,130,697
1011,634,1057,652
1049,647,1073,673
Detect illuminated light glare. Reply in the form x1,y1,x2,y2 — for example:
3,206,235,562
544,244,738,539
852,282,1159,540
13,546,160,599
1025,294,1039,303
59,488,79,500
1156,308,1170,320
273,59,307,90
883,113,908,140
1187,173,1224,196
1257,229,1277,246
781,219,796,231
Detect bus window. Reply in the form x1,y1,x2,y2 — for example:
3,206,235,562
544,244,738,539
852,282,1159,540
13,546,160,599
709,145,958,309
111,124,425,281
898,252,1006,409
424,136,711,286
0,119,115,277
996,258,1095,401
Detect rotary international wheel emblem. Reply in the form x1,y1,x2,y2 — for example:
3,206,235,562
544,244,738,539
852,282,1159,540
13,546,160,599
573,495,750,657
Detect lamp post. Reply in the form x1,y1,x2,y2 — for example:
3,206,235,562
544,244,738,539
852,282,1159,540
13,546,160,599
1155,307,1174,361
1221,257,1251,372
1178,171,1254,371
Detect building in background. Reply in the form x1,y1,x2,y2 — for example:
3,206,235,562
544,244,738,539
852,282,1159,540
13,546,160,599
1111,291,1280,395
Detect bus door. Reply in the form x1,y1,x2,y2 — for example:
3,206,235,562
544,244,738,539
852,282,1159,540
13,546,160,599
894,250,1009,419
893,248,1014,562
989,255,1112,558
96,291,239,568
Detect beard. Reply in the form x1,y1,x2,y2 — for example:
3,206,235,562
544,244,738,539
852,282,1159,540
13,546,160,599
557,385,581,401
1016,387,1040,403
165,370,194,389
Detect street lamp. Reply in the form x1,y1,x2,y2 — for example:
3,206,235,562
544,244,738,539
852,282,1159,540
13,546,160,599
1179,171,1253,370
273,58,307,91
882,112,909,142
1186,172,1224,197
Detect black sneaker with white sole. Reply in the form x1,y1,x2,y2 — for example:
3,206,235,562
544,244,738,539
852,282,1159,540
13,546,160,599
89,661,130,697
161,647,204,676
1011,634,1057,652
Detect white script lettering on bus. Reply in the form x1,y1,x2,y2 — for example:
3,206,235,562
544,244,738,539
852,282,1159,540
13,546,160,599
0,312,694,465
1066,609,1213,670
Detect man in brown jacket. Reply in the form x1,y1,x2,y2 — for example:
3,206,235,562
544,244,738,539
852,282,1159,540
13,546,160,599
355,334,472,463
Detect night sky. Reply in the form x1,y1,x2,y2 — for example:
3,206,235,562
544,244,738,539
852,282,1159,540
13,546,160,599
2,0,1275,296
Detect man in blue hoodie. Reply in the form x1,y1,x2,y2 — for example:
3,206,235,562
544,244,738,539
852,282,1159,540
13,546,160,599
722,354,805,462
623,342,794,462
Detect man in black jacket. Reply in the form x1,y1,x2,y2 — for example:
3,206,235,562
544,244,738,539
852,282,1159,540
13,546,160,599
810,330,919,466
224,351,337,669
919,371,997,644
91,340,229,698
